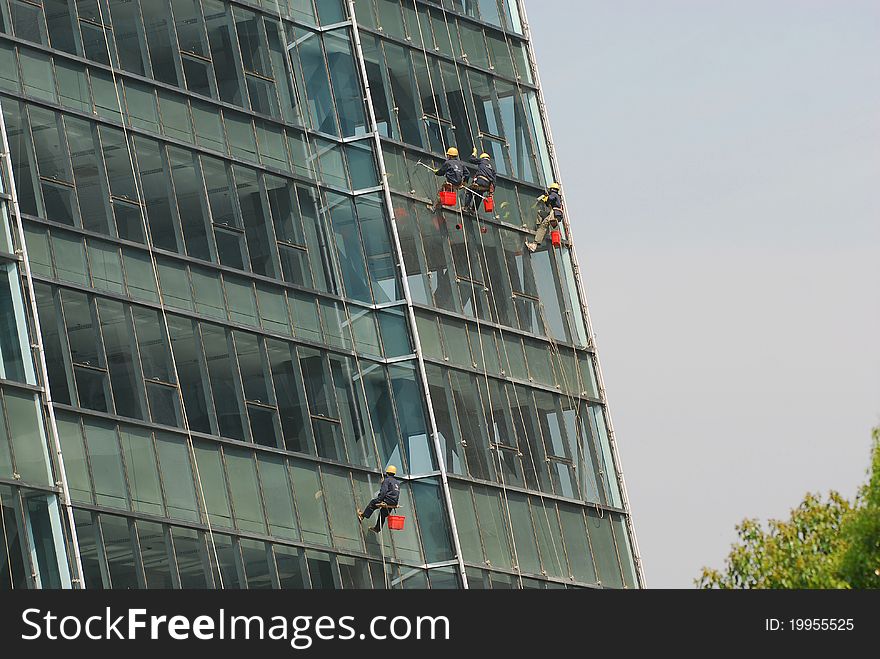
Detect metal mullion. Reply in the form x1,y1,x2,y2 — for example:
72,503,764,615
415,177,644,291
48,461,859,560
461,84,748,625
225,163,255,271
52,284,84,408
187,149,220,264
191,319,221,437
162,522,184,588
224,332,254,444
253,172,285,282
89,511,112,588
156,144,192,257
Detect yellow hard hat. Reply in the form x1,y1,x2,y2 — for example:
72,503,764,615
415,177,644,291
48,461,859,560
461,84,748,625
548,182,561,191
446,147,459,158
385,465,397,475
479,152,491,159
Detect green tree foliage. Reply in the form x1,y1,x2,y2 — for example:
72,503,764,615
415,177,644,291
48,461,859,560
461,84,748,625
838,428,880,588
698,428,880,589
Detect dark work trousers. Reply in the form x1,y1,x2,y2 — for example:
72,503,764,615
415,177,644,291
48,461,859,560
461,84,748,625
362,498,392,530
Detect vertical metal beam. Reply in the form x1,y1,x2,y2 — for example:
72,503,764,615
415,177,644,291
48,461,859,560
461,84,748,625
0,100,85,588
347,0,470,589
514,0,647,587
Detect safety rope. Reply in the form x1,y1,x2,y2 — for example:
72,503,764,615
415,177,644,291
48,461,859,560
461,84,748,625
94,0,225,588
276,2,395,588
475,1,605,537
437,3,580,580
537,302,606,520
472,223,568,577
404,1,522,585
418,3,586,584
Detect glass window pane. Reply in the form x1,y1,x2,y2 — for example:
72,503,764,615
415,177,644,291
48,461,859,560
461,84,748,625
52,231,89,284
155,433,199,522
321,466,361,552
83,418,128,510
4,390,51,486
256,284,290,335
305,550,336,589
201,323,245,440
223,275,258,326
131,306,174,383
54,413,91,503
257,454,298,540
88,240,125,293
240,538,273,589
449,481,482,564
612,514,639,589
473,485,513,569
412,479,454,564
290,460,329,545
20,48,56,102
193,441,232,528
531,498,567,579
100,514,141,589
337,554,372,589
586,508,623,588
122,249,159,303
171,526,210,588
167,315,213,434
190,266,226,319
266,340,311,454
96,299,143,420
207,532,242,589
156,258,193,311
119,426,163,516
72,509,105,589
274,545,306,589
136,520,174,588
225,448,267,534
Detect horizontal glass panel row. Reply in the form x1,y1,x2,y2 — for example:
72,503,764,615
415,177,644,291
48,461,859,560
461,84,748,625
32,281,426,468
6,97,403,305
450,479,637,588
72,506,458,589
25,224,411,357
55,410,451,564
421,0,524,36
354,0,529,81
427,361,622,507
416,308,597,398
0,39,311,168
357,25,549,183
392,190,577,344
0,384,53,488
0,0,304,125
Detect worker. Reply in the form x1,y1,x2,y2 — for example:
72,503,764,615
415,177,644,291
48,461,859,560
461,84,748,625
465,148,496,212
525,182,564,252
357,465,401,533
432,147,469,211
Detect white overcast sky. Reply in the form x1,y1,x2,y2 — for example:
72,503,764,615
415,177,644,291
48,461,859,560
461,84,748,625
528,1,880,587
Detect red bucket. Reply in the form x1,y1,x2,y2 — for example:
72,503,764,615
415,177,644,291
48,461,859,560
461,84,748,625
439,190,457,206
483,196,494,213
550,229,562,247
387,515,405,531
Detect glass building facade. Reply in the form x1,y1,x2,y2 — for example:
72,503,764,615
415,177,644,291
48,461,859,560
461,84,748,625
0,0,642,589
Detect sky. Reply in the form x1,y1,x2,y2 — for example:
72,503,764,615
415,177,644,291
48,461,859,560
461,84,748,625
528,1,880,587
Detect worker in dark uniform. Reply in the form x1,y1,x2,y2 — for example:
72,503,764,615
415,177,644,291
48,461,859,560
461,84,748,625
357,465,401,533
525,182,563,252
432,147,469,211
465,148,497,212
